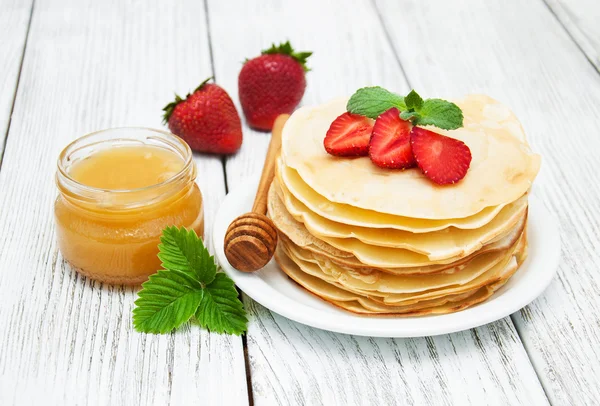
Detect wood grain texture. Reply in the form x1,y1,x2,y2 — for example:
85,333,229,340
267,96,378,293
0,0,33,162
544,0,600,72
224,115,287,272
374,0,600,404
225,213,279,273
207,0,548,404
251,114,288,215
0,0,248,404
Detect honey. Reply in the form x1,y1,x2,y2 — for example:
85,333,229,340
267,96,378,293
69,146,185,190
55,128,204,285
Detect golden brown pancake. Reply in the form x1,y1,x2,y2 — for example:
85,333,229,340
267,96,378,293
274,241,523,316
268,180,528,269
273,176,527,260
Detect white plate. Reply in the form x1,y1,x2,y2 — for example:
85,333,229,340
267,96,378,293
213,181,561,337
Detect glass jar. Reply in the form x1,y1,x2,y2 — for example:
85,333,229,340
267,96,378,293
55,128,204,285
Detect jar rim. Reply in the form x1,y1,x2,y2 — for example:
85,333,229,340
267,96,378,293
56,127,197,210
57,127,194,194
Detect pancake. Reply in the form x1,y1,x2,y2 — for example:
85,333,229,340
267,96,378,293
379,233,526,305
281,230,522,294
268,93,538,317
275,245,519,316
328,280,507,316
274,246,484,313
280,230,526,306
281,95,540,219
278,215,525,276
268,180,528,268
357,238,527,306
277,160,510,232
273,177,528,259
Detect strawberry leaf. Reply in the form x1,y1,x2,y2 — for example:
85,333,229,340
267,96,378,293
133,226,248,336
261,41,312,72
158,226,216,284
133,269,204,334
162,94,184,124
195,273,248,335
347,87,407,119
162,78,213,124
193,77,213,93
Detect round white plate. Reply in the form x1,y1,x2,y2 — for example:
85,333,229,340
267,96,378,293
213,181,561,337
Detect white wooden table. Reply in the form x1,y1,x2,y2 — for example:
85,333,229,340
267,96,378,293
1,0,599,404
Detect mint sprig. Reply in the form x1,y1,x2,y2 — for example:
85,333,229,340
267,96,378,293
347,87,463,130
346,87,406,118
404,89,424,111
416,98,464,130
133,226,248,335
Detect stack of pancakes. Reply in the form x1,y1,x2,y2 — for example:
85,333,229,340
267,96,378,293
268,95,541,316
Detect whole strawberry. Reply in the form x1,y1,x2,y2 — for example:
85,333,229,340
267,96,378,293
239,41,312,130
163,78,242,154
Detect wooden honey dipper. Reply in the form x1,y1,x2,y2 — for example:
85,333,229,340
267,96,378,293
224,114,289,272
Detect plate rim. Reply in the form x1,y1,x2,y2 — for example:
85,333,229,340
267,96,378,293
213,182,561,338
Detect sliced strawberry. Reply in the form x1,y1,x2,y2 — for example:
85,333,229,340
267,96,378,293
410,127,472,185
368,108,414,169
324,112,374,157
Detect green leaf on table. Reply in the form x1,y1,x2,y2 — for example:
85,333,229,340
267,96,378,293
195,273,248,335
158,226,216,284
133,226,247,336
347,86,406,119
414,98,464,130
133,269,204,334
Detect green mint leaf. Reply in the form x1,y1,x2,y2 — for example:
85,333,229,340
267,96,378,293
400,111,420,121
195,273,248,335
158,226,217,284
415,99,464,130
347,86,407,119
133,269,204,334
404,90,424,111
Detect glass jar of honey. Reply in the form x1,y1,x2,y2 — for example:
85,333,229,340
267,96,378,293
55,128,204,285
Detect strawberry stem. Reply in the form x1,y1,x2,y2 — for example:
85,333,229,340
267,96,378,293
162,77,213,124
261,41,312,72
194,77,213,93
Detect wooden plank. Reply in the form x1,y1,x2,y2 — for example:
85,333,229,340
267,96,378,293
373,0,600,404
0,0,33,162
0,0,248,404
207,0,548,404
544,0,600,72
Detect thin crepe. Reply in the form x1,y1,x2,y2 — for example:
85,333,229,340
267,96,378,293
281,231,521,294
273,177,528,259
268,180,528,268
275,245,520,316
278,160,510,232
281,95,540,219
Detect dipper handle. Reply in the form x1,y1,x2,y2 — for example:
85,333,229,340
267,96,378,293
223,114,289,273
252,114,289,214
